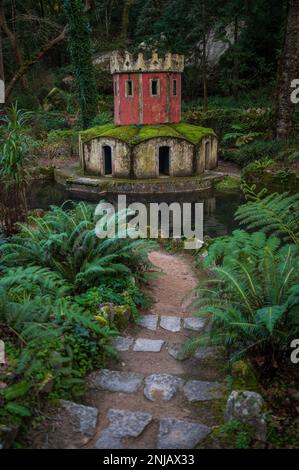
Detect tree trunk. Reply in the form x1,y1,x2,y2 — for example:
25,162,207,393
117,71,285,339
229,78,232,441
0,0,29,89
121,0,134,45
233,15,239,100
0,26,4,80
202,0,208,111
5,29,66,100
275,0,299,139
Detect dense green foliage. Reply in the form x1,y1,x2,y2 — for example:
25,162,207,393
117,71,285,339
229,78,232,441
0,265,119,420
0,1,289,108
0,105,32,235
187,189,299,369
236,185,299,246
0,201,156,427
0,201,156,291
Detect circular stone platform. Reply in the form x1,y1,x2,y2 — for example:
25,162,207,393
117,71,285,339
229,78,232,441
54,163,228,196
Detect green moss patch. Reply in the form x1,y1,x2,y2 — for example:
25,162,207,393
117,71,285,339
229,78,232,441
215,176,241,191
80,122,215,145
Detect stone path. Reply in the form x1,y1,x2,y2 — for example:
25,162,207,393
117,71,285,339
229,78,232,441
26,250,227,450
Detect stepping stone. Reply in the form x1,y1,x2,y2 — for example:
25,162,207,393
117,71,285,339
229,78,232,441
112,336,134,351
137,315,158,331
89,369,143,394
160,316,182,333
144,374,185,402
133,338,164,352
157,418,211,449
166,343,191,361
183,380,223,402
183,317,207,332
194,346,220,360
95,409,152,449
60,400,98,437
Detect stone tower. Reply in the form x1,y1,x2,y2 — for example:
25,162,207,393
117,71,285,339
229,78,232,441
110,51,185,126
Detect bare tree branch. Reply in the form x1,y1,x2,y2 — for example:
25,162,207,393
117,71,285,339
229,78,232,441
5,27,66,100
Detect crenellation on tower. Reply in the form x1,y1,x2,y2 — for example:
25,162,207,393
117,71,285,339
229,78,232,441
110,51,185,74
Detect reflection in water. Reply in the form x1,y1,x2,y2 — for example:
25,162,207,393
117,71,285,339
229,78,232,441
27,181,244,239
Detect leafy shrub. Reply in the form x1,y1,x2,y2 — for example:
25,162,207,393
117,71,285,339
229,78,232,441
0,201,157,428
0,104,33,235
223,124,263,147
288,151,299,163
183,105,271,143
0,266,118,422
241,159,274,180
187,230,299,367
0,201,157,292
47,129,79,143
29,111,68,138
236,185,299,245
186,188,299,370
91,111,113,127
183,107,242,140
227,139,281,167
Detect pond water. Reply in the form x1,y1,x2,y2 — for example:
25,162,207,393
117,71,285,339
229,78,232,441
27,181,244,238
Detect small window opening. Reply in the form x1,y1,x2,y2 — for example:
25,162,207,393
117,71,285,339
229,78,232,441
125,80,133,97
114,80,118,96
103,146,112,176
172,79,178,96
205,141,211,170
159,146,170,176
151,79,159,96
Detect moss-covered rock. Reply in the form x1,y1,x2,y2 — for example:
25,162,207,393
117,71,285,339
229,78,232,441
215,176,241,191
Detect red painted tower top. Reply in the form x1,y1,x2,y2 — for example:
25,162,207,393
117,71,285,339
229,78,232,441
110,51,185,126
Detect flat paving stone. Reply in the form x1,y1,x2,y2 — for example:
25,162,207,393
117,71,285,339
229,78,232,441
95,409,152,449
160,316,182,333
89,369,143,394
112,336,134,351
60,400,98,437
137,315,158,331
183,380,223,402
183,317,207,332
133,338,164,352
144,374,185,402
157,418,211,449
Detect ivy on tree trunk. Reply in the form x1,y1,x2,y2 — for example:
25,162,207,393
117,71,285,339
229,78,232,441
63,0,97,129
275,0,299,139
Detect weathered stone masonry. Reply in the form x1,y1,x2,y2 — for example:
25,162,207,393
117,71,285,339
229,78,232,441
81,51,218,180
82,134,218,179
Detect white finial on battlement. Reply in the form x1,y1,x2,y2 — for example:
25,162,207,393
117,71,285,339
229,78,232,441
110,51,185,74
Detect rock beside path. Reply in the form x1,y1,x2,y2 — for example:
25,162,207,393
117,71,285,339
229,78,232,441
157,418,211,449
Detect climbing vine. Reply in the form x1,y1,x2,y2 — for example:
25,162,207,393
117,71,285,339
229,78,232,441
63,0,97,129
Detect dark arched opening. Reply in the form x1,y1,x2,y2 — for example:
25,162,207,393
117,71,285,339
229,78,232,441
103,146,112,176
205,141,210,170
159,146,170,176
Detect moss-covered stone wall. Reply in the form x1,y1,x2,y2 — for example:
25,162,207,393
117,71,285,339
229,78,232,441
132,137,194,178
82,125,218,179
83,137,131,177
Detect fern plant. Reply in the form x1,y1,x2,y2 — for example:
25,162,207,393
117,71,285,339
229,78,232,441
0,201,157,292
236,185,299,245
0,266,119,421
187,230,299,368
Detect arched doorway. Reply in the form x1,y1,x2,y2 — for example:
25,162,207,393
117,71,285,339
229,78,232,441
159,146,170,176
103,146,112,176
205,141,211,170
